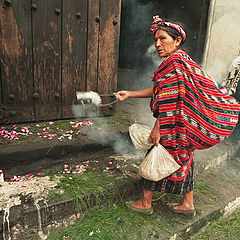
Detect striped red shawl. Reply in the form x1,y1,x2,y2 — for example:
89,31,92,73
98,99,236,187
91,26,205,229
150,50,240,181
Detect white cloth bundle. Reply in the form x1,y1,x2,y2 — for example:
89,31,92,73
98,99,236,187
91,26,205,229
129,123,152,150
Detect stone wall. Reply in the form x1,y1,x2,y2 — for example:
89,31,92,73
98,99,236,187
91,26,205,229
202,0,240,84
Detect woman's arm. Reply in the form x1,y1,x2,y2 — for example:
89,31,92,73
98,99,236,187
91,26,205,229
115,87,153,101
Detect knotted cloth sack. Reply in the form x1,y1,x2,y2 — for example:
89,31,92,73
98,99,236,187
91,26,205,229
129,123,180,181
138,145,181,181
129,123,152,150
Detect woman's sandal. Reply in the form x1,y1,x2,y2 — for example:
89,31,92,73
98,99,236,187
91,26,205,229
125,201,153,215
167,203,196,218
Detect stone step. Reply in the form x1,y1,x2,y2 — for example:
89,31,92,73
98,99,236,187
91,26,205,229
1,157,240,239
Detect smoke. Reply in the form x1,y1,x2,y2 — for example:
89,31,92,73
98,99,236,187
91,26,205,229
204,59,227,84
72,104,99,119
72,100,136,154
145,43,163,68
119,0,209,91
89,124,135,154
86,119,135,154
118,0,156,90
72,92,102,118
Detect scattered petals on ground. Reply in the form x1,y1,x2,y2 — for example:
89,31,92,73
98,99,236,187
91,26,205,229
9,172,42,184
0,120,94,143
58,162,90,175
0,126,33,141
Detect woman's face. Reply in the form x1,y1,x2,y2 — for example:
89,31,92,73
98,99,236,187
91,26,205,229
154,29,182,58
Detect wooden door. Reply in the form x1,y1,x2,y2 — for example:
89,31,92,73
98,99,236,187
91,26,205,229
0,0,122,123
62,0,88,118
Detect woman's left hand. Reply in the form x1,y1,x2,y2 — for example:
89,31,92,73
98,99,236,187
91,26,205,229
149,117,161,146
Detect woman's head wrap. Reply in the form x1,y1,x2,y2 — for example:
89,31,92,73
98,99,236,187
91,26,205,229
150,15,186,41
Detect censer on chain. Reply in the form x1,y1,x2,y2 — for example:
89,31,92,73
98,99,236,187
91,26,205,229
74,91,119,107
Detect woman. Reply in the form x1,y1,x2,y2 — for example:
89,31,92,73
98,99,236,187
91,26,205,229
116,16,240,217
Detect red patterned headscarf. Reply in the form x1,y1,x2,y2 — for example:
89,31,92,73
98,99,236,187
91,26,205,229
150,15,186,41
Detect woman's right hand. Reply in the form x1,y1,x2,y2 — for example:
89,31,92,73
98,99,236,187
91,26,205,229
149,117,161,146
115,91,131,101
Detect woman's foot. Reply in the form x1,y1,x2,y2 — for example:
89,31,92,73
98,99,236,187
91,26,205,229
167,190,196,218
131,199,152,209
167,203,196,218
125,189,154,215
125,200,153,215
171,190,194,210
169,202,194,211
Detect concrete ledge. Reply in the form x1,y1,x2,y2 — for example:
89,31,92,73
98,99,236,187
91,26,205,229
0,178,141,240
195,138,240,174
173,196,240,239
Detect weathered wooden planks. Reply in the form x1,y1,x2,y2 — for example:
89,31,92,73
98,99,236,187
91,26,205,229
0,0,34,122
32,0,62,121
98,0,121,95
98,0,121,115
62,0,88,118
0,0,122,123
86,0,100,92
